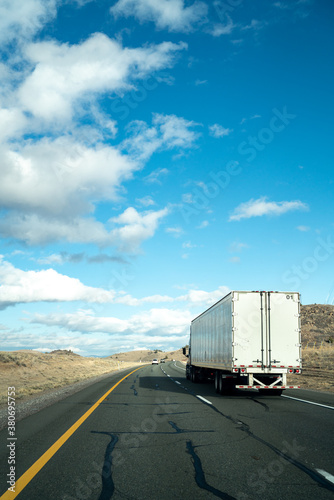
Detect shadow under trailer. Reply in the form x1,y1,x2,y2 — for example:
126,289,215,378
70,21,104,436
183,291,302,396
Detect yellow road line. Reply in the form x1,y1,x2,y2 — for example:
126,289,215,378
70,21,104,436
1,366,143,499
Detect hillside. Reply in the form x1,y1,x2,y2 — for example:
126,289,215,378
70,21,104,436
300,304,334,346
0,303,333,406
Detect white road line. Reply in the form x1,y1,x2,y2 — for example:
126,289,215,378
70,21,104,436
316,469,334,484
282,395,334,410
162,366,211,404
196,395,212,405
173,362,186,372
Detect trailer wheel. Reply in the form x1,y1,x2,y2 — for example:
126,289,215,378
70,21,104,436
218,374,224,394
191,368,198,383
214,371,220,393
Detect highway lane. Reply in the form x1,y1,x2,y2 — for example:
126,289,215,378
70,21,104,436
1,362,334,499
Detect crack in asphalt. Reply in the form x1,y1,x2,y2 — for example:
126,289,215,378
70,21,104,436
203,403,334,493
130,384,138,396
168,420,185,433
183,386,334,493
249,398,270,412
161,366,334,493
94,432,118,500
186,440,237,500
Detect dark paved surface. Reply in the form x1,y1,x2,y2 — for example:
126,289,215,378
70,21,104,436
1,362,334,499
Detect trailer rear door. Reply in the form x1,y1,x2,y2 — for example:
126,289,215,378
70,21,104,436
233,291,301,369
233,291,265,367
268,292,301,368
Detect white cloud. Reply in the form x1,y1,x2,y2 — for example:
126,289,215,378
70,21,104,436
0,256,116,309
195,79,207,86
18,34,187,125
123,113,201,160
0,205,170,251
229,197,309,221
0,214,112,246
155,113,201,149
0,137,137,217
0,108,28,141
0,0,58,44
297,225,310,232
29,307,192,337
109,206,170,253
209,124,233,138
241,19,267,31
110,0,208,33
208,15,235,37
144,167,169,184
115,294,174,306
37,254,65,265
177,285,230,306
136,196,155,207
0,24,190,253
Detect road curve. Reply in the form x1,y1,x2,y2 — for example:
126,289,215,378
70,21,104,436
1,362,334,499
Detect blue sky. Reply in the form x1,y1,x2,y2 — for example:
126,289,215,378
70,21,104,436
0,0,333,356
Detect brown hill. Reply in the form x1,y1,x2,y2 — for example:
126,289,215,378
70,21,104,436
300,304,334,346
109,348,186,363
0,303,333,406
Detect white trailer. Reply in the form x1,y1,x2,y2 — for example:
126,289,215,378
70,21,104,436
184,291,302,395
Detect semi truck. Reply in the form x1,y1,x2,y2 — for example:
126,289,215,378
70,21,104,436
183,291,302,395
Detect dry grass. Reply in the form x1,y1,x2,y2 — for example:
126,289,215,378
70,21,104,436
0,348,189,405
0,350,140,405
287,343,334,392
1,303,333,404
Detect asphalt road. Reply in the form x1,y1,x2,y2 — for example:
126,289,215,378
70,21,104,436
1,361,334,500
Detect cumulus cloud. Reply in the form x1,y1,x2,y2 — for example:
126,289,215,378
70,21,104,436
0,26,190,253
0,214,113,246
0,137,137,217
109,206,170,253
0,255,230,311
110,0,208,33
0,0,58,44
29,307,192,337
0,206,170,250
18,34,187,125
229,197,309,221
0,256,116,309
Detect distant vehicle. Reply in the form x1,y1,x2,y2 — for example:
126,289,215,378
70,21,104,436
183,291,302,395
160,359,165,363
152,359,159,365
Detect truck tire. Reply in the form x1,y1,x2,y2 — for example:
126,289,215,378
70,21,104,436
214,371,220,393
191,368,198,383
218,375,224,394
219,376,234,395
